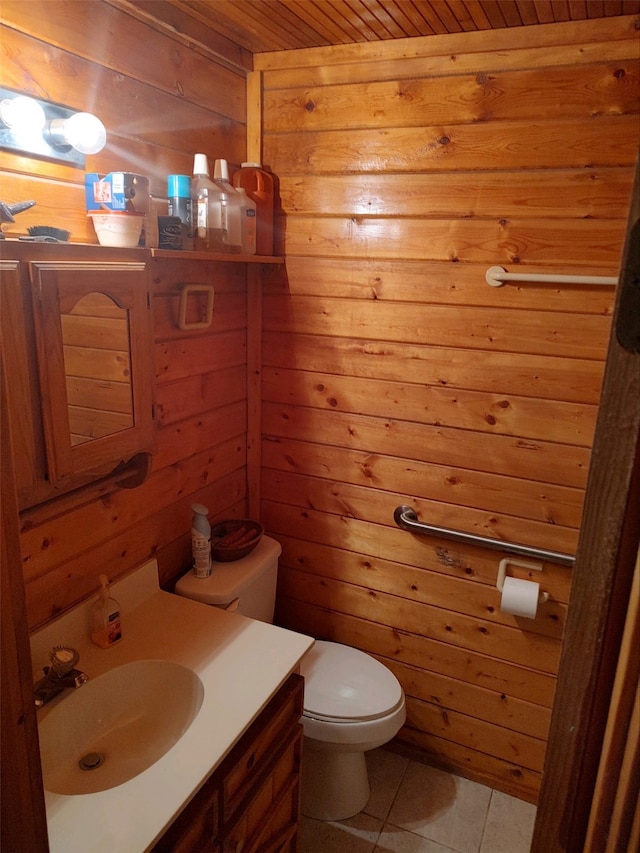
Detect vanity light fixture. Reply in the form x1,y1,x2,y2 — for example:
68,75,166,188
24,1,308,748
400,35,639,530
0,94,46,135
0,87,107,167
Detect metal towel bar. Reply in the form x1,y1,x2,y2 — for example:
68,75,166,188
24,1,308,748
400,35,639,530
393,505,575,567
486,265,618,288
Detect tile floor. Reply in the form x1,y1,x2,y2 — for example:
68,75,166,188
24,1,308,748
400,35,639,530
298,748,536,853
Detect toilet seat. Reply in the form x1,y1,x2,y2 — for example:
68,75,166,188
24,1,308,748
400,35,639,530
300,641,403,723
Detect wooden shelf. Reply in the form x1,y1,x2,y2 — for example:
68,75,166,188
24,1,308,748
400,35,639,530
151,248,284,263
0,242,284,264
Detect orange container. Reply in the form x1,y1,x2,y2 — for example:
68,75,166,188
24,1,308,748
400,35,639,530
232,163,274,256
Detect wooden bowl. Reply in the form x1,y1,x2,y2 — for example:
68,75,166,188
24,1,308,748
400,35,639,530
211,519,264,562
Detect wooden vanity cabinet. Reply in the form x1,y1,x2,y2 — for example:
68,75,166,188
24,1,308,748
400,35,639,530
152,673,304,853
153,784,221,853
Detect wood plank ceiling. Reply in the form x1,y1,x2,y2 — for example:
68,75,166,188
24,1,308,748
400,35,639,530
129,0,640,60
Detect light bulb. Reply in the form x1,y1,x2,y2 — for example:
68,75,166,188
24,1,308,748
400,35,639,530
0,95,46,132
59,112,106,155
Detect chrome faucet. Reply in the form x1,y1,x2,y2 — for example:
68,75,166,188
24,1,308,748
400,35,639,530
34,646,88,709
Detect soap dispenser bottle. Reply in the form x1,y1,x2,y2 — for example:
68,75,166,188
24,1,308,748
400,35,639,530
90,574,123,648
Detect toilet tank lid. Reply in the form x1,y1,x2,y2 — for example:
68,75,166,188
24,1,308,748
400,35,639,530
300,640,404,722
174,535,281,606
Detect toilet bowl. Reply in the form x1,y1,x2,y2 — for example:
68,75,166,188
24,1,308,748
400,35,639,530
299,640,406,820
174,536,406,821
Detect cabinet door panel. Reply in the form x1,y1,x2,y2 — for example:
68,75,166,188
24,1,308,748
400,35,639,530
31,261,154,483
222,728,302,853
151,782,220,853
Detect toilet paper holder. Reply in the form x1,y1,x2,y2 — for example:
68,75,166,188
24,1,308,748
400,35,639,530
496,558,549,603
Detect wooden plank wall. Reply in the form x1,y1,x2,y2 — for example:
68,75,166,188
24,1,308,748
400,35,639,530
19,256,252,627
0,0,246,240
2,0,639,808
255,16,640,802
0,2,252,625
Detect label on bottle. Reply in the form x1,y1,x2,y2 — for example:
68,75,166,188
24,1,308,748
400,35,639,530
197,198,207,237
192,529,212,577
107,609,122,645
169,197,192,226
243,208,257,254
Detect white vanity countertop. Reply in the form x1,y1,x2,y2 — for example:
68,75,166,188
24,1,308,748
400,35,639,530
30,560,314,853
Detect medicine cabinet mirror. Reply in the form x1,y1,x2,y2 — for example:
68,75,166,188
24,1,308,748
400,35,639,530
31,260,154,488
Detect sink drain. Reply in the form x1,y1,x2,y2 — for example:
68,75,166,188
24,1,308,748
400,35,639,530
78,752,105,771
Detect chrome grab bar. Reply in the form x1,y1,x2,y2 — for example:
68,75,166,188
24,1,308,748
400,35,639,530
393,505,575,567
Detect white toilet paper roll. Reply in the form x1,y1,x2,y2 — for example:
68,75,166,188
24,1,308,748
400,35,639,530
500,576,540,619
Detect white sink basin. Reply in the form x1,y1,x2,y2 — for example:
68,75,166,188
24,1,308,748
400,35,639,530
39,659,204,795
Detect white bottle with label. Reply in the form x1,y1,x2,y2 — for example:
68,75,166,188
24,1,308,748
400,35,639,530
236,187,257,255
191,503,212,578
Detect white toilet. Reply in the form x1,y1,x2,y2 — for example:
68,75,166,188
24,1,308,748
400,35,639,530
175,535,406,821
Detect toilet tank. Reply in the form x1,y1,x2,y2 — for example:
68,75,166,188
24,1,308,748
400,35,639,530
174,535,281,623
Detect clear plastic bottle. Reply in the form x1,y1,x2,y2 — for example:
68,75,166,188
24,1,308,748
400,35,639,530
192,154,226,252
236,187,257,255
191,503,212,578
213,158,243,254
232,162,275,256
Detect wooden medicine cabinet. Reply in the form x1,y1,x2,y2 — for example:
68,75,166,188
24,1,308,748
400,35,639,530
1,244,155,510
